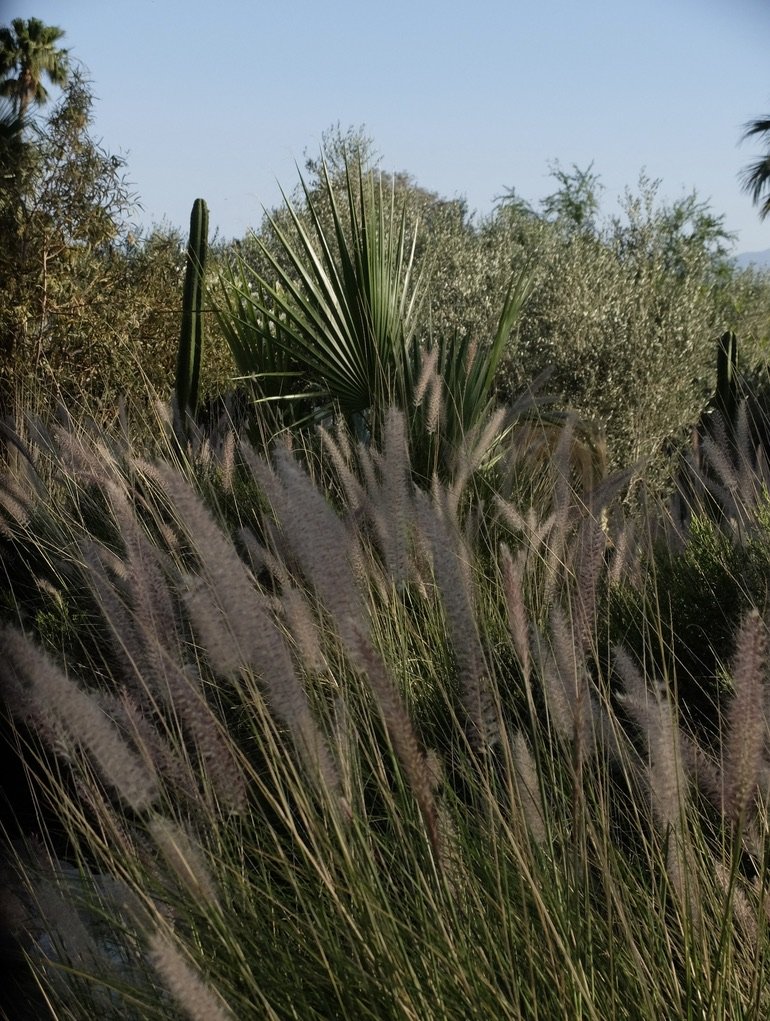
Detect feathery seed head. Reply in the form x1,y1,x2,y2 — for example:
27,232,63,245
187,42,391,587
723,609,768,822
147,929,233,1021
511,729,547,845
149,816,220,908
0,625,160,813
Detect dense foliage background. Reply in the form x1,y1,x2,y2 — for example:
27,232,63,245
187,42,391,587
6,21,770,1021
3,90,770,474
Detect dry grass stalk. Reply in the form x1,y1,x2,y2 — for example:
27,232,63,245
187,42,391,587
714,862,758,949
103,690,201,805
448,406,507,516
183,577,246,678
413,344,439,409
495,497,556,555
219,429,236,494
614,643,696,917
700,431,739,518
354,439,380,503
252,446,369,648
330,696,356,819
81,485,248,812
424,749,465,893
80,540,149,692
236,526,287,585
608,518,639,586
664,838,700,925
165,662,248,813
327,414,412,591
183,574,339,800
411,345,443,436
543,417,577,605
0,478,32,527
148,462,269,653
701,418,738,489
52,422,116,486
103,481,183,694
106,481,177,631
425,371,443,437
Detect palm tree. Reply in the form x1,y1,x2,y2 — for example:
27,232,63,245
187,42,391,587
0,17,69,121
740,116,770,220
0,97,26,181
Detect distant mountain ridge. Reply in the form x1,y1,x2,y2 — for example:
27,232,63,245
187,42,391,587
733,248,770,271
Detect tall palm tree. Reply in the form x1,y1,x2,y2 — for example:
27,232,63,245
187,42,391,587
740,116,770,220
0,17,69,121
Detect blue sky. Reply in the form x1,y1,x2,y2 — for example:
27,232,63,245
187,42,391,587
7,0,770,252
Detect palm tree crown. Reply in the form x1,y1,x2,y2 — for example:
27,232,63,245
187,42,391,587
741,116,770,221
0,17,69,120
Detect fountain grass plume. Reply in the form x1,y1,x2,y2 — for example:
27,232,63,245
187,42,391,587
147,928,234,1021
1,624,160,814
543,605,596,760
413,485,498,751
511,729,547,845
499,543,531,687
379,408,411,586
318,422,368,517
612,645,688,849
344,619,443,865
572,513,607,652
148,815,221,908
279,584,328,676
722,608,768,823
8,393,770,1016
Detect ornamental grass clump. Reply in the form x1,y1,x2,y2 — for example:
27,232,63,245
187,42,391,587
3,401,770,1017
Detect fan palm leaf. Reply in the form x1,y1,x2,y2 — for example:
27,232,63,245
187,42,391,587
214,155,533,470
740,116,770,220
215,158,428,429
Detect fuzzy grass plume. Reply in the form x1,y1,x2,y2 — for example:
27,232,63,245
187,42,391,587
3,401,770,1018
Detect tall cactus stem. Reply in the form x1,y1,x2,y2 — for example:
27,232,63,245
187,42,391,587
176,198,209,423
715,329,738,443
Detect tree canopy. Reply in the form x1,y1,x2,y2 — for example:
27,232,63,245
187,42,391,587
0,17,69,120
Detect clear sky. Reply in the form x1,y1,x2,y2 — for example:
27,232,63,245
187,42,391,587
6,0,770,252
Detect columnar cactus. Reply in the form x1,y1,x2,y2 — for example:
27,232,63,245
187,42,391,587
175,198,209,422
715,329,738,435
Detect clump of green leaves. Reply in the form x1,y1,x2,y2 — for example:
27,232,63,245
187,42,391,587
495,174,738,479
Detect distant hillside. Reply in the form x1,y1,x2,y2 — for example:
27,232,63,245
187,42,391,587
734,249,770,271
